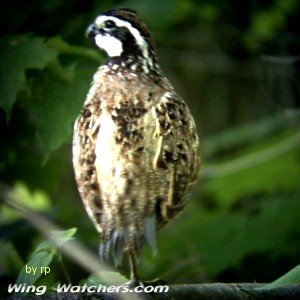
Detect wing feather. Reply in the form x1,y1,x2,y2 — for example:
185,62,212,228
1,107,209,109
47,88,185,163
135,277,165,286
72,102,103,233
151,92,200,228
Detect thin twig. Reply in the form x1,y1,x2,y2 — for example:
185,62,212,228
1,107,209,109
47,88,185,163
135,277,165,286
201,131,300,178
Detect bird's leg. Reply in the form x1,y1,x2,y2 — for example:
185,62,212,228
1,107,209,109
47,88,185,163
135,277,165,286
122,252,141,287
124,251,167,287
128,251,141,286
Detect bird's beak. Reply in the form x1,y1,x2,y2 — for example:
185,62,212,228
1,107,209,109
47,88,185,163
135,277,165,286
85,24,98,38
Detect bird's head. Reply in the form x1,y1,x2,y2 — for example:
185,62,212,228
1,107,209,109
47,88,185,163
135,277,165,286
86,9,158,73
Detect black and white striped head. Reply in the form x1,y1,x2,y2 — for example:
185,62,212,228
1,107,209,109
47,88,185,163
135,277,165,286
86,9,159,74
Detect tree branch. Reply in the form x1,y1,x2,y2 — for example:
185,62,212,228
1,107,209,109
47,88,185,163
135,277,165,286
5,283,300,299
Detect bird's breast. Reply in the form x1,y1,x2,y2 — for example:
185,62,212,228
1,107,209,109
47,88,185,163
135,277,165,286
95,112,118,193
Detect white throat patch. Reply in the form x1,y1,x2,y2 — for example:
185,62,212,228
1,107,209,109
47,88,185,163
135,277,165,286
95,34,123,57
94,15,153,73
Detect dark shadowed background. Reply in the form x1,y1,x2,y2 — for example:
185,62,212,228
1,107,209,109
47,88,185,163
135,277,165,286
0,0,299,296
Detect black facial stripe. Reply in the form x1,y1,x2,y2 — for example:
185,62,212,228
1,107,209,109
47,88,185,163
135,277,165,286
112,26,127,40
109,26,143,57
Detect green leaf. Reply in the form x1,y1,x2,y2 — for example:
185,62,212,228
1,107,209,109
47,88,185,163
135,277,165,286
256,265,300,289
1,182,51,224
15,249,55,291
28,61,95,159
49,228,77,247
33,228,77,254
0,35,57,114
15,228,77,293
82,271,128,286
46,36,102,62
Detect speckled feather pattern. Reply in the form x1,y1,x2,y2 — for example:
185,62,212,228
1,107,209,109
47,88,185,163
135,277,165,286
72,9,200,267
73,63,199,263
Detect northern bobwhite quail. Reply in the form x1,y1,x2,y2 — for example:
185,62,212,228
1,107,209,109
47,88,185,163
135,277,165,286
72,8,200,284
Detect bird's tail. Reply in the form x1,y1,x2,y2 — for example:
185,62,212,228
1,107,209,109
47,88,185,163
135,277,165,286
99,215,157,266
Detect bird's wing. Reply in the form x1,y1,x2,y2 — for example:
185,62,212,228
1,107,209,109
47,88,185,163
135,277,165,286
72,103,103,233
151,91,200,229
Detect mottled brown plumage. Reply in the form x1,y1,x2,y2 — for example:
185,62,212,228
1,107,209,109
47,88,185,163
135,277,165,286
72,8,200,283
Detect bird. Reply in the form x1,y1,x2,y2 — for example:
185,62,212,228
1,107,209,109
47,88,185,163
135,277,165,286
72,8,200,285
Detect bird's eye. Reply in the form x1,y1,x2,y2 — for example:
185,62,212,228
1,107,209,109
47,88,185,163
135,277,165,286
104,20,116,30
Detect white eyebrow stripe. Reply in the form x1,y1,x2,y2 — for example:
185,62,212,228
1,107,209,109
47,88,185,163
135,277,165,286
95,15,153,72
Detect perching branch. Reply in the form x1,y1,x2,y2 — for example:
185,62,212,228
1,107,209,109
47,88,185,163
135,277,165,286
5,283,300,299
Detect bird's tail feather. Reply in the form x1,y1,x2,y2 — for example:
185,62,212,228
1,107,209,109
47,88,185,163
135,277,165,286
99,215,157,266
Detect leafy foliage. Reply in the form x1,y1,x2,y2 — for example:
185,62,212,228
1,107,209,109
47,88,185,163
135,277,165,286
0,35,57,114
82,272,128,287
0,0,299,297
257,265,300,289
1,182,50,224
15,229,76,293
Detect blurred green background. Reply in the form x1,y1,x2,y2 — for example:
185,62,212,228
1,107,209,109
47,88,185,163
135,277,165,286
0,0,299,295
